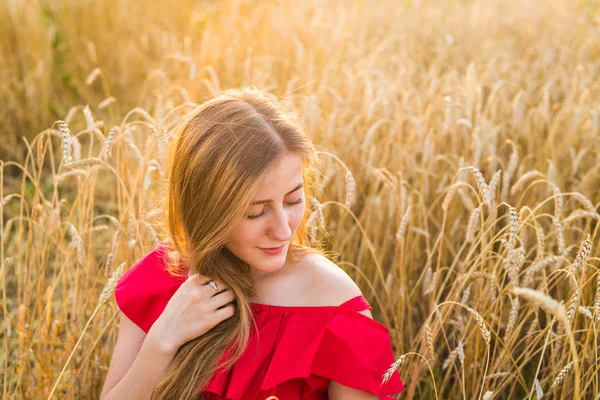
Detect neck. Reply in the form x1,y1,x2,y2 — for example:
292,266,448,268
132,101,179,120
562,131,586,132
250,261,296,301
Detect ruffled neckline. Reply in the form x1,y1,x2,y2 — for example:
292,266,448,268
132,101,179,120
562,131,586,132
205,293,403,399
248,295,390,333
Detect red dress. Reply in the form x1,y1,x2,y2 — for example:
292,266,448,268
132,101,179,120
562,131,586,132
114,243,405,399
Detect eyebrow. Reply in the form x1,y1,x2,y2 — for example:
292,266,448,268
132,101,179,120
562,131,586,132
251,183,304,205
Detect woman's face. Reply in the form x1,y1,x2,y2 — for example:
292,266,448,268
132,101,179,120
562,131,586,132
225,153,306,281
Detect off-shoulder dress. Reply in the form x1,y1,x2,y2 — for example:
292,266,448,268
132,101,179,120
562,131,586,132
114,243,405,399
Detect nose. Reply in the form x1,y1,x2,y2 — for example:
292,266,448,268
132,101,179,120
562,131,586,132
268,207,292,241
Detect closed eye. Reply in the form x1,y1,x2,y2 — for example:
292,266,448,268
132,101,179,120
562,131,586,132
247,197,304,220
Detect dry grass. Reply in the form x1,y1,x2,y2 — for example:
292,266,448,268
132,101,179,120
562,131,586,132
2,0,600,398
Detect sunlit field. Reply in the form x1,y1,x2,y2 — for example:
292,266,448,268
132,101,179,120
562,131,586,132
2,0,600,398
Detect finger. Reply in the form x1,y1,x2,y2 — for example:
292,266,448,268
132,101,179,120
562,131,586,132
213,304,236,321
189,273,212,285
203,280,226,294
209,289,235,308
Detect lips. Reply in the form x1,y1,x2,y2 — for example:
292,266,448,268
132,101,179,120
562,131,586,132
260,244,285,250
259,243,286,255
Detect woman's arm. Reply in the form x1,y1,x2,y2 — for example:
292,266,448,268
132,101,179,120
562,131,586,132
100,312,177,400
328,381,380,400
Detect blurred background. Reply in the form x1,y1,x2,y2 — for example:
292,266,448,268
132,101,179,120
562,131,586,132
2,0,600,398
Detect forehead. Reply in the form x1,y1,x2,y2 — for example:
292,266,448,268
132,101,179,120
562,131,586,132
254,153,304,194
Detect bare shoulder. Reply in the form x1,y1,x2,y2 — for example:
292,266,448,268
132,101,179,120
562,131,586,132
297,253,369,314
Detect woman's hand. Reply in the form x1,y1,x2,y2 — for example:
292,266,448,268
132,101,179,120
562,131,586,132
147,273,236,353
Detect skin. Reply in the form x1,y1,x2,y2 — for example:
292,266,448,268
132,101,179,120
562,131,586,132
224,152,306,292
223,152,381,399
101,153,382,399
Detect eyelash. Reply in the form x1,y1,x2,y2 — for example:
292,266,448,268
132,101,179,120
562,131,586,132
247,198,304,220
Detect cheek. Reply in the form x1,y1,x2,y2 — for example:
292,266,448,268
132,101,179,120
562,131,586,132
291,204,306,229
242,223,263,241
229,222,261,249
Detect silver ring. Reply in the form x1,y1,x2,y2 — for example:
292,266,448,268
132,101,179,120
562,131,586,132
208,280,218,292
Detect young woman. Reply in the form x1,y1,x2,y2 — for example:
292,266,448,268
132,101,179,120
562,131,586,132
100,87,404,400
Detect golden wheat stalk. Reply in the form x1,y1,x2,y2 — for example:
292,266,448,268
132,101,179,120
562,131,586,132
512,287,566,323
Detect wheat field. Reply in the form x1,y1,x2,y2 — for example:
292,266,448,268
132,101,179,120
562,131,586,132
2,0,600,398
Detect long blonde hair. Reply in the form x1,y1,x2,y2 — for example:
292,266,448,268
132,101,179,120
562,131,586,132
151,87,321,399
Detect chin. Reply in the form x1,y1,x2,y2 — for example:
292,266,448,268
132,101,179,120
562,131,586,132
250,258,286,274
